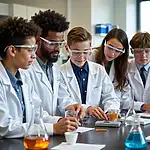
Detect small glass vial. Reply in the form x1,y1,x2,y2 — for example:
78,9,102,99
125,114,147,149
24,103,50,150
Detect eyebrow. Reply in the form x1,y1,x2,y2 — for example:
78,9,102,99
73,48,91,51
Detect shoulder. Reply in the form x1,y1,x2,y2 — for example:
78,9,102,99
128,59,135,71
60,60,71,71
89,48,99,62
88,61,105,72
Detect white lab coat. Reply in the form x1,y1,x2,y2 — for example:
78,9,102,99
128,60,150,111
89,49,131,110
0,62,58,138
59,60,120,113
27,59,75,116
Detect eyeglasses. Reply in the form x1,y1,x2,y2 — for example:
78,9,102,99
69,48,92,56
131,48,150,55
4,44,38,55
104,44,125,54
40,37,66,49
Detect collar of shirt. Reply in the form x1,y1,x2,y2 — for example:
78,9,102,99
5,68,23,87
36,55,53,70
136,62,150,72
70,60,89,73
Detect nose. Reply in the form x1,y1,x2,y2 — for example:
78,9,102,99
31,52,36,59
141,51,147,56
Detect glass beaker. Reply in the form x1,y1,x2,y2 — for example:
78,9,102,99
24,103,50,150
107,109,119,121
125,114,147,149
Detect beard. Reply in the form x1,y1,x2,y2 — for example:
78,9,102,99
40,42,59,63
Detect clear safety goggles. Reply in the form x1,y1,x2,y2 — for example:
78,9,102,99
68,48,92,56
104,44,125,54
4,44,38,55
131,48,150,55
40,37,66,49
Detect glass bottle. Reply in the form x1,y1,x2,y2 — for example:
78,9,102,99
125,114,147,149
24,102,50,150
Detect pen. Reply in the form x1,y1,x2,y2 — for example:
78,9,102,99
75,118,81,126
95,129,107,132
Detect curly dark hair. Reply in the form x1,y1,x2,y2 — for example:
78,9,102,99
0,17,41,58
31,9,70,37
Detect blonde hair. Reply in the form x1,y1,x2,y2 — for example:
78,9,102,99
67,27,92,46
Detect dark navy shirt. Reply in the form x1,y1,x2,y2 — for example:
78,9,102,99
71,60,89,104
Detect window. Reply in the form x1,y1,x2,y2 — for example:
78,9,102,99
137,0,150,32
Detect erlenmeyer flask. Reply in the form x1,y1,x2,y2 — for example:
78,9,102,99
125,114,147,149
24,102,50,150
124,89,136,125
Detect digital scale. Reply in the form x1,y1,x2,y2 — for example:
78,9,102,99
95,120,121,127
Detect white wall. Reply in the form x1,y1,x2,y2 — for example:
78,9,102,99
126,0,136,40
67,0,91,33
0,0,67,17
91,0,115,46
0,2,9,15
0,0,137,46
114,0,126,31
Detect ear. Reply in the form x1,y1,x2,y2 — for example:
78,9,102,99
65,45,69,53
7,45,16,57
36,36,41,50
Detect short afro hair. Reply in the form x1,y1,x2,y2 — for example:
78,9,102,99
0,17,41,58
31,9,70,37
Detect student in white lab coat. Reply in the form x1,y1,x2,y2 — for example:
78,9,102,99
0,17,78,138
28,9,84,118
60,27,120,120
89,28,130,110
128,32,150,112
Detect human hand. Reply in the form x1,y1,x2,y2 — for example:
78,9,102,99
65,104,85,120
53,117,78,135
87,106,108,120
142,104,150,112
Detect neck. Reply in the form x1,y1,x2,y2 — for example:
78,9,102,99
1,59,17,76
36,50,47,63
103,58,109,67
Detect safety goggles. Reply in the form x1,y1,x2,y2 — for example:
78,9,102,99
4,44,38,54
104,44,125,54
68,48,92,56
131,48,150,55
40,37,66,49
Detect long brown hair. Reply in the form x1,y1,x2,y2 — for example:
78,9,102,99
95,28,129,91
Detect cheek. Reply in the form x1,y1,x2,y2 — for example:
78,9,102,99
83,55,88,60
114,53,120,59
147,55,150,60
104,49,108,57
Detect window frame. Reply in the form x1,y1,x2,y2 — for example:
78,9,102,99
137,0,150,31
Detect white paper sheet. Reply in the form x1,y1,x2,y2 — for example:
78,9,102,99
139,112,150,118
146,136,150,142
51,142,105,150
125,116,150,125
73,127,94,133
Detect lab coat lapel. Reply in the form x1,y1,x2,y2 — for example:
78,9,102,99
32,60,53,93
132,62,144,87
21,76,30,122
65,61,81,101
86,61,96,104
